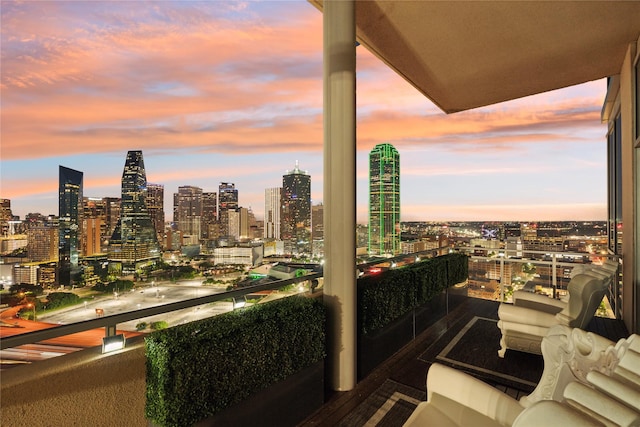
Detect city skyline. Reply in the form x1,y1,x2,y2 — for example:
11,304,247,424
1,1,608,223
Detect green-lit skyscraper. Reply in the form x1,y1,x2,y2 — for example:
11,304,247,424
368,143,400,256
59,166,83,285
108,150,160,274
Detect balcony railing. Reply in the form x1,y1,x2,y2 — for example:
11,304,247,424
1,246,617,356
456,246,620,318
0,247,624,427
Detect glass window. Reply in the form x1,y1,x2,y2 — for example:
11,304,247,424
608,113,622,254
636,58,640,140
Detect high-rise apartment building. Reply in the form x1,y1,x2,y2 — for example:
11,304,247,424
108,151,160,274
264,187,282,239
281,162,311,255
174,186,203,239
202,192,217,240
59,166,83,286
218,183,238,238
146,183,165,244
368,143,400,256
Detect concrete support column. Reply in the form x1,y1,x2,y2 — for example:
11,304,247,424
323,0,357,391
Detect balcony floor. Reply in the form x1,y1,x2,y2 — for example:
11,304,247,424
300,297,629,427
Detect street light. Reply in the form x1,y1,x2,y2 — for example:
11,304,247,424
26,303,36,321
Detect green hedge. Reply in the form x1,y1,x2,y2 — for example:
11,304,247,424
358,253,468,335
145,296,326,427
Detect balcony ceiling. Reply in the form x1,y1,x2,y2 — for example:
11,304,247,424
310,1,640,113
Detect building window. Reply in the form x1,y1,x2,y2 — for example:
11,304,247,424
636,56,640,141
608,113,622,254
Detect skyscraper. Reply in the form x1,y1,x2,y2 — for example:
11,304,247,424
59,166,83,285
281,162,311,255
108,151,160,274
146,183,165,244
202,192,217,240
264,187,282,239
368,143,400,256
0,199,12,236
174,186,202,239
218,182,238,238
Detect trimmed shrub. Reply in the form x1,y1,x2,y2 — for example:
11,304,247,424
145,296,326,427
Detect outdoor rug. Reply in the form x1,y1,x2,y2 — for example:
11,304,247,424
419,316,543,392
338,379,425,427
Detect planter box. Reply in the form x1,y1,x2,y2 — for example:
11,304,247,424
358,307,415,379
195,360,324,427
358,290,455,379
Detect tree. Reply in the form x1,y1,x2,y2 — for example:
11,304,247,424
9,283,44,296
522,263,536,274
45,292,81,310
150,320,168,330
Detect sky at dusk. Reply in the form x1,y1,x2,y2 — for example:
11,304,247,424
1,1,608,224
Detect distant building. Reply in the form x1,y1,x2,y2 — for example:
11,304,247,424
108,151,161,274
228,207,250,241
59,166,83,286
202,192,217,240
146,183,165,244
0,235,28,255
27,226,58,262
281,162,311,255
213,244,263,266
312,203,324,258
83,217,103,256
13,264,38,286
368,143,400,256
264,187,282,240
174,186,203,239
218,182,238,238
0,198,12,236
104,197,121,239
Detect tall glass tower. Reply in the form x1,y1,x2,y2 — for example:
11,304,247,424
368,143,400,256
282,162,311,255
59,166,83,285
108,151,160,274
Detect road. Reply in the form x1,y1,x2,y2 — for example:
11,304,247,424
0,279,231,368
38,280,232,329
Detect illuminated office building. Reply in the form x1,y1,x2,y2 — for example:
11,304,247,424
281,162,311,255
368,143,400,256
59,166,83,285
146,183,165,244
202,192,217,240
218,183,238,238
174,186,202,239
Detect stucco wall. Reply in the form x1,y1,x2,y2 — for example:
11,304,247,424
1,336,147,427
